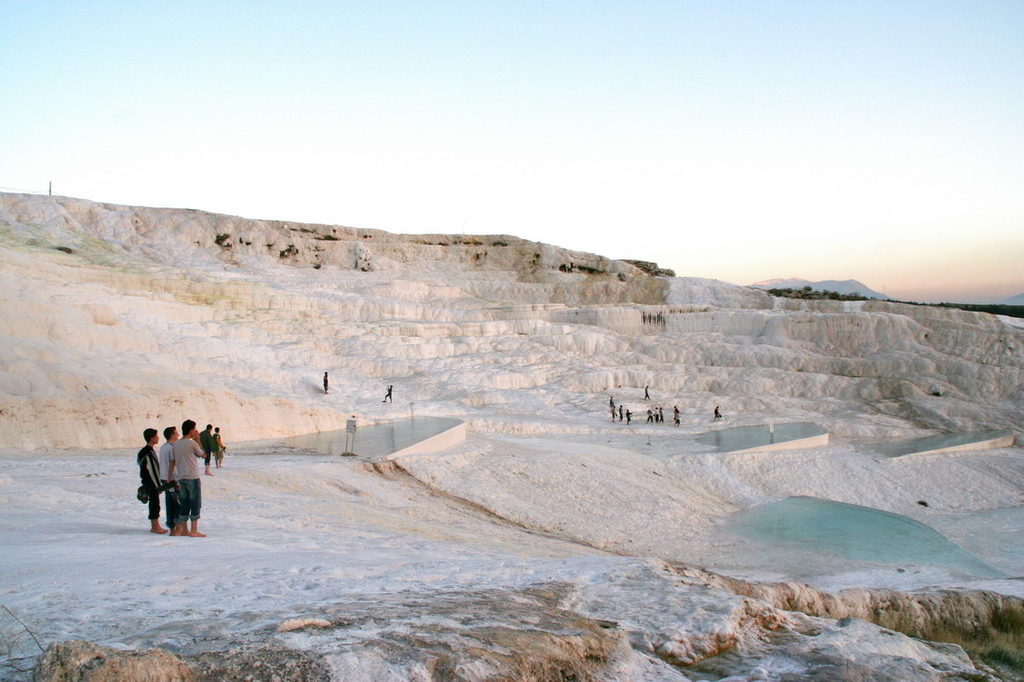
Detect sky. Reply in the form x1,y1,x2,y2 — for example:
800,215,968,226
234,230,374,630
1,1,1022,303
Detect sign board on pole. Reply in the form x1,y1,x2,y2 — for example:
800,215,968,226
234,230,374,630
342,417,358,456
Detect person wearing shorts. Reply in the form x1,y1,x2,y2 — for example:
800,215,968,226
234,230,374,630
168,419,206,537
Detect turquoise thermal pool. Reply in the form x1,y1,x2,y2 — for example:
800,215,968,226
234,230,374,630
728,496,1006,578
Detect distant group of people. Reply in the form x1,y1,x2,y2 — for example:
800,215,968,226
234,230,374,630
641,312,667,327
607,387,724,426
136,421,226,537
642,406,680,426
608,397,633,424
323,372,394,404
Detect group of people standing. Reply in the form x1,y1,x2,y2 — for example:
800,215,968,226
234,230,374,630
644,406,680,426
136,421,226,537
607,388,723,427
608,403,678,426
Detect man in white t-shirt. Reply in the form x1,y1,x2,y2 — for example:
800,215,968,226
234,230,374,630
158,426,180,534
168,419,206,537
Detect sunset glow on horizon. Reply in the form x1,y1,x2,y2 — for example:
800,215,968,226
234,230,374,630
2,1,1021,303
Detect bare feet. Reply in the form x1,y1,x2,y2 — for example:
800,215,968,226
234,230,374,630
150,527,169,534
189,531,206,537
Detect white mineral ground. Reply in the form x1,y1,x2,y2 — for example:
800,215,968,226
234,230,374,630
1,193,1022,681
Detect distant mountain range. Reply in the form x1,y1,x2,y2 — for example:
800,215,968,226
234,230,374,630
1002,293,1024,305
750,278,888,300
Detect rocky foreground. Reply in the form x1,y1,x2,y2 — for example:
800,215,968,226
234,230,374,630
31,574,1024,682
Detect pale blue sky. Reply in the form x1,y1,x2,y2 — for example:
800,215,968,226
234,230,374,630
2,1,1022,302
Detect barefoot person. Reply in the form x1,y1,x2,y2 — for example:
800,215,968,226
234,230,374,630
158,426,180,533
168,419,206,537
137,428,168,534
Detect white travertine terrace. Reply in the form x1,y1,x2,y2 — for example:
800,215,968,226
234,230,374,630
2,193,1022,681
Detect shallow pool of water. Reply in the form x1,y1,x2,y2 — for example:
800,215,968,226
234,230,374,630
728,496,1006,578
876,430,1014,457
279,417,463,458
695,422,827,453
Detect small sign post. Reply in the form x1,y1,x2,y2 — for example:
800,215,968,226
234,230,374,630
343,416,357,456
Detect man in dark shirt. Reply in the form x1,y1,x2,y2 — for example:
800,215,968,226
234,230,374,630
137,428,168,535
199,424,214,476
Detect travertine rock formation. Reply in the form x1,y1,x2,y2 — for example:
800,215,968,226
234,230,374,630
1,192,1021,450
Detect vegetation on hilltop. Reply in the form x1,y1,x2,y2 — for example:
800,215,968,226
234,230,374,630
765,286,874,302
935,302,1024,319
766,286,1024,319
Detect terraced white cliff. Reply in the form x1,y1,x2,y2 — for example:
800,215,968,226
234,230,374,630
2,193,1023,681
2,193,1021,451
